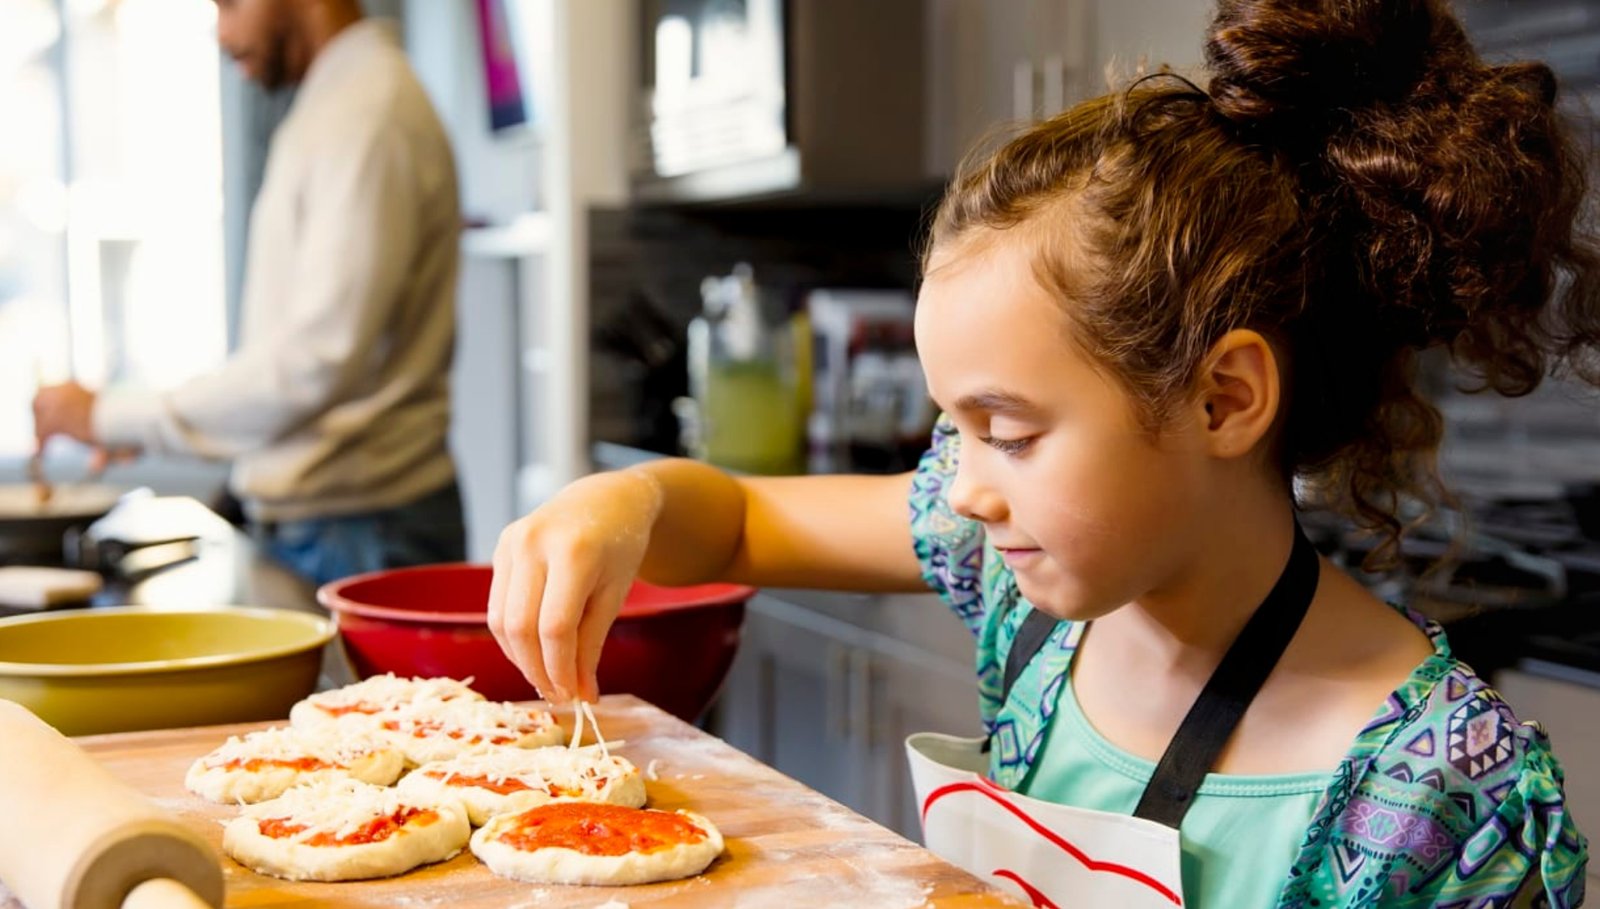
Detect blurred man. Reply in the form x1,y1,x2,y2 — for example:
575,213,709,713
33,0,464,586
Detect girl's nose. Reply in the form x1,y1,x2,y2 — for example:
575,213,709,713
946,448,1007,525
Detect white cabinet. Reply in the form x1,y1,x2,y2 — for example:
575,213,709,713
924,0,1215,177
1090,0,1213,82
924,0,1077,176
717,597,875,812
863,634,988,837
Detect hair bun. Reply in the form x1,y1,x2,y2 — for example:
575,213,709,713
1205,0,1448,134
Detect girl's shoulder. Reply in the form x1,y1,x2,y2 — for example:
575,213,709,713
1283,626,1589,907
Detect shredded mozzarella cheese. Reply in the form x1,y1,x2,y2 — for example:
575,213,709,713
241,778,446,844
377,697,560,743
201,725,390,768
305,674,482,715
413,748,640,799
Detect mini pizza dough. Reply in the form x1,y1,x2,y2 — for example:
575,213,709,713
398,747,646,825
186,725,404,804
470,803,724,885
222,778,470,881
289,674,484,728
369,698,565,766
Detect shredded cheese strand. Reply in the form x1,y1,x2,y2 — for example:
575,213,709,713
568,700,586,750
588,703,611,760
570,701,611,760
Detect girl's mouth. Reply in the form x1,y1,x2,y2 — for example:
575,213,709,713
994,546,1043,568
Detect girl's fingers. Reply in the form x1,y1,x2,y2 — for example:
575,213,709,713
486,533,513,652
505,556,556,701
574,579,629,703
538,564,590,704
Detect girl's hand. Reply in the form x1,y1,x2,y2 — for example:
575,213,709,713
487,469,664,704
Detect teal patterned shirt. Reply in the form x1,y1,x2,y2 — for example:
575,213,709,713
909,417,1589,907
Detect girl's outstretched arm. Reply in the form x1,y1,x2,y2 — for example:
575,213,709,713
487,460,923,704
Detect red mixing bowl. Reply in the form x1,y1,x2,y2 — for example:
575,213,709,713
317,563,752,722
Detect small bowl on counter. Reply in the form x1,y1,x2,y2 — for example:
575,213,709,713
318,563,753,722
0,605,333,735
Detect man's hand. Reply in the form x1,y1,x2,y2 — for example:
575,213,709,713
32,381,98,446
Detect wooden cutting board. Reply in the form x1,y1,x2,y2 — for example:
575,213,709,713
7,695,1026,908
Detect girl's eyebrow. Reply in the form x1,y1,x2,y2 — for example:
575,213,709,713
953,389,1041,417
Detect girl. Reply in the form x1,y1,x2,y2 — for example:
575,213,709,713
486,0,1592,904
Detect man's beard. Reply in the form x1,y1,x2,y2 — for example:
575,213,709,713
256,23,292,91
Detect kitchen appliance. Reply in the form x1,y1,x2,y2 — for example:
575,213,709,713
318,563,754,722
805,288,933,473
1303,481,1600,680
0,486,201,586
684,263,807,475
0,482,125,565
632,0,929,202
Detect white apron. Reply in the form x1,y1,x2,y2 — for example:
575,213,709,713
908,731,1184,908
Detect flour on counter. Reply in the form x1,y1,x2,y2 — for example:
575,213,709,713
725,873,933,909
632,732,780,781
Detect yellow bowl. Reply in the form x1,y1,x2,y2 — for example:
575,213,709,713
0,606,333,736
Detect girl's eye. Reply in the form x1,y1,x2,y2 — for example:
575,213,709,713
978,435,1033,456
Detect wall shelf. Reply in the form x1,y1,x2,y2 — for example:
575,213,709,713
460,212,553,259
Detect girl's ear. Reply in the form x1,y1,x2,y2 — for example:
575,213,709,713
1193,329,1281,460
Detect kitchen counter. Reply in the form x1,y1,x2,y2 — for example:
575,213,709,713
1,696,1026,909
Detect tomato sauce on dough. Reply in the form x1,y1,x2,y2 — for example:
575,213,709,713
431,771,613,797
498,804,705,856
222,756,337,772
258,807,439,846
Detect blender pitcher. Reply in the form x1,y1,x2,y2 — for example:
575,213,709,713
685,264,805,475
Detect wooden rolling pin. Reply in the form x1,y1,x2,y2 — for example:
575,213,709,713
0,700,222,909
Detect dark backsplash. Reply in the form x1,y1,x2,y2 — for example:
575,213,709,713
588,200,937,454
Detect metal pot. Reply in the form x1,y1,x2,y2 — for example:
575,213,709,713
0,483,127,565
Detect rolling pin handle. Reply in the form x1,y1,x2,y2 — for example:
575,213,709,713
121,878,216,909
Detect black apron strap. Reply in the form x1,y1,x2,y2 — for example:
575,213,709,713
1132,521,1321,828
1003,607,1063,705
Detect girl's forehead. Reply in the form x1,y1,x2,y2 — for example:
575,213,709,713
918,230,1079,330
917,241,1087,369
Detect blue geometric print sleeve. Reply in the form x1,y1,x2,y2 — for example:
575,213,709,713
909,415,988,635
1279,618,1588,908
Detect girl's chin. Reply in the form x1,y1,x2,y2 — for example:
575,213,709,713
1013,575,1120,623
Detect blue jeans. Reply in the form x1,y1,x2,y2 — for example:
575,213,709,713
256,482,467,587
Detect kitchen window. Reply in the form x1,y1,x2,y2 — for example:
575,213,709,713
0,0,226,457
